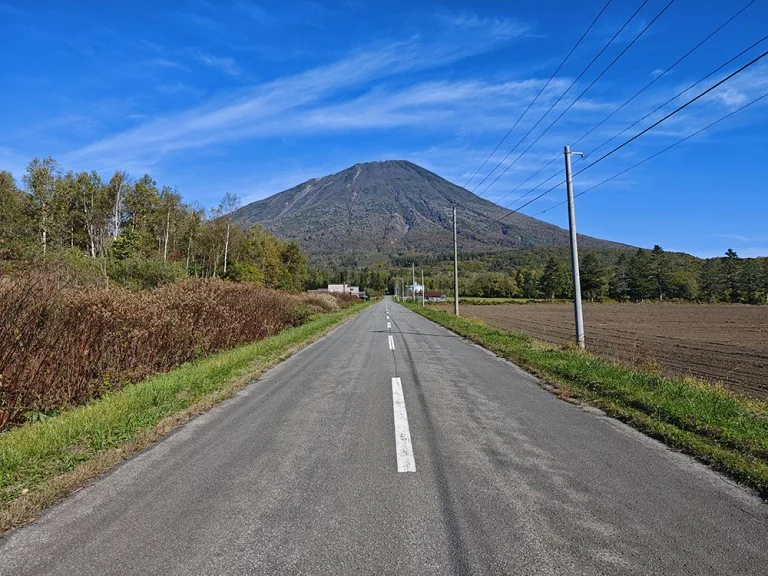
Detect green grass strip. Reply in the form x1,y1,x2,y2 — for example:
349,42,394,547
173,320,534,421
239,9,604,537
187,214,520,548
405,303,768,496
0,301,371,507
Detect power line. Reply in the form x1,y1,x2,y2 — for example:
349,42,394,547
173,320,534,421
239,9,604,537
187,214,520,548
478,0,675,200
470,0,649,195
492,47,768,223
498,1,758,213
574,48,768,176
571,0,757,149
462,0,613,190
586,32,768,158
532,89,768,216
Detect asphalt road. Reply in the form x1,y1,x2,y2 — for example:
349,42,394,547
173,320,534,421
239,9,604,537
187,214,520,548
1,298,766,575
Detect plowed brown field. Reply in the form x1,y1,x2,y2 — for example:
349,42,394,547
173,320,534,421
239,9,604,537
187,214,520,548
446,302,768,402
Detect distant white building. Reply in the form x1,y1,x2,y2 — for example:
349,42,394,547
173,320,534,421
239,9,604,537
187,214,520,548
406,283,423,294
327,284,360,295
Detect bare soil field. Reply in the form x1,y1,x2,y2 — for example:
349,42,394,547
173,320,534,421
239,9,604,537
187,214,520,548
443,302,768,402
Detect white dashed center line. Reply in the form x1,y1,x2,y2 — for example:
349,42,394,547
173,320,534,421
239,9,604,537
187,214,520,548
388,335,395,350
391,377,416,472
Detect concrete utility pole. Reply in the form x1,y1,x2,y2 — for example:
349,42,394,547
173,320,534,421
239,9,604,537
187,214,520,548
421,269,425,307
453,205,460,316
564,145,585,349
412,264,416,303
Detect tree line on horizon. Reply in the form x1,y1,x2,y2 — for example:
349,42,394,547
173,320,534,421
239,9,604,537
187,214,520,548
3,157,765,303
312,246,768,304
0,158,307,290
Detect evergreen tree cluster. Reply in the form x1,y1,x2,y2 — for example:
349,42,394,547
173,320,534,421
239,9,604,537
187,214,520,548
320,246,767,303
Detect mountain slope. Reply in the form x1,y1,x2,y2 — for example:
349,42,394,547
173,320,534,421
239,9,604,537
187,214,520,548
230,160,631,263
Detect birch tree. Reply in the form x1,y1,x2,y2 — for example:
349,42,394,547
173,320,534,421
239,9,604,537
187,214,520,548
22,157,59,257
218,192,241,275
107,170,129,240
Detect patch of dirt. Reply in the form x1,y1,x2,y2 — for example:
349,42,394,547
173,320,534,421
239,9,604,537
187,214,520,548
445,302,768,402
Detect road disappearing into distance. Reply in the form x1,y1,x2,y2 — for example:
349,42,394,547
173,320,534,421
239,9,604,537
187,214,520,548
1,298,766,575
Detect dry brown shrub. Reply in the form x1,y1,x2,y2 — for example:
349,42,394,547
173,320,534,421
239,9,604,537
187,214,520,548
303,293,341,313
0,272,348,430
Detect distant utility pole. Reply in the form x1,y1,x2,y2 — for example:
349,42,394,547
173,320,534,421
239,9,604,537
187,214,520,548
453,205,459,316
564,145,585,349
412,263,416,303
421,269,425,307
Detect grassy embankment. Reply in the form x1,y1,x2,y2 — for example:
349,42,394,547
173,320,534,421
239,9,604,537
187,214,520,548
404,303,768,498
0,299,371,532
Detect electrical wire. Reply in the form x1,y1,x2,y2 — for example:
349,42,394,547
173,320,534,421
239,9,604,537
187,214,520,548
532,89,768,216
493,2,757,215
570,0,757,149
586,32,768,158
491,47,768,223
497,0,756,213
574,48,768,175
478,0,676,199
462,0,613,190
470,0,650,195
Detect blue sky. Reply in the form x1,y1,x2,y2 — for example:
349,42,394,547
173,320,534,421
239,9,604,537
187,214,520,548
2,0,767,257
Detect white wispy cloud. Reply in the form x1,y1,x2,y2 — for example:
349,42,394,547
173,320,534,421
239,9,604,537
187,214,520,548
713,234,750,242
441,11,531,39
149,58,189,71
62,22,528,171
232,1,271,22
196,51,242,76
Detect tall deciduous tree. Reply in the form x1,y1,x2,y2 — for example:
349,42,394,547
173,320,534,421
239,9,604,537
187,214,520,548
0,171,27,249
218,192,241,275
124,174,160,252
22,157,60,256
158,186,181,262
107,171,129,240
72,171,108,259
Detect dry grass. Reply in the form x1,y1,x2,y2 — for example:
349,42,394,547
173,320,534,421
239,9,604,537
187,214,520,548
0,300,370,532
0,271,345,430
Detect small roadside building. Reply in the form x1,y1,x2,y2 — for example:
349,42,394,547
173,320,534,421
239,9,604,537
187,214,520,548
327,284,360,296
424,291,447,303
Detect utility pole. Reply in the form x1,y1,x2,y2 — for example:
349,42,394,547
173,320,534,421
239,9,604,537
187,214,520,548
453,205,459,316
564,145,585,349
421,269,425,306
412,263,416,303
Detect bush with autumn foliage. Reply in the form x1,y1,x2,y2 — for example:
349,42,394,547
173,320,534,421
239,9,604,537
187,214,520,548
0,272,348,430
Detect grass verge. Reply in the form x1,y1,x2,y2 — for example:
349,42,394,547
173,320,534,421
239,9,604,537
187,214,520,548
0,300,371,533
404,303,768,498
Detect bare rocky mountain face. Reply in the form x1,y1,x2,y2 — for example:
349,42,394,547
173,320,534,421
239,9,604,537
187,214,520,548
229,160,631,264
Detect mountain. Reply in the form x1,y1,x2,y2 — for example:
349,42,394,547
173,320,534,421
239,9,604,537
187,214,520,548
229,160,632,264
